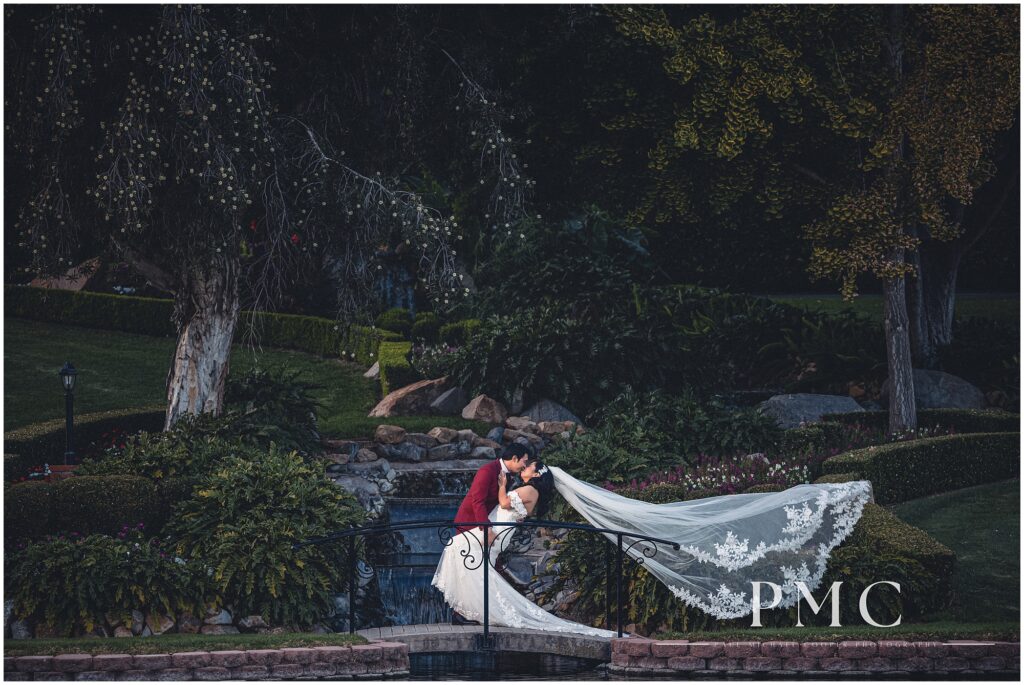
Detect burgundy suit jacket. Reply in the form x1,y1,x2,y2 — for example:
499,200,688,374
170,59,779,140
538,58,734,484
454,459,502,534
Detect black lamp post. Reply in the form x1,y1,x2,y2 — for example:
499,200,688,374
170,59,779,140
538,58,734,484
59,362,78,465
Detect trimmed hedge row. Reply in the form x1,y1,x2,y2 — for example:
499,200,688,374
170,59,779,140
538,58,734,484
377,341,420,396
822,408,1020,434
5,475,173,545
6,286,176,337
821,431,1019,503
439,318,481,346
4,406,166,482
5,286,401,367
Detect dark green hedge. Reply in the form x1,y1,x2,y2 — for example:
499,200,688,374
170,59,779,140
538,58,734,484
822,432,1019,503
6,285,176,336
375,308,413,337
5,286,402,367
814,472,861,485
4,406,166,482
439,319,481,346
5,475,171,545
377,341,421,395
822,408,1020,434
4,481,53,544
411,312,441,343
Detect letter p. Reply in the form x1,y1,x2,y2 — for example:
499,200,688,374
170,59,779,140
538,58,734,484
751,581,782,627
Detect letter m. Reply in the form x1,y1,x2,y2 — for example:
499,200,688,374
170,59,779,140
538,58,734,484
794,581,842,627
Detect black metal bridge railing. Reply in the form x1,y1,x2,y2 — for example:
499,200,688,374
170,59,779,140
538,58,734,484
295,518,681,641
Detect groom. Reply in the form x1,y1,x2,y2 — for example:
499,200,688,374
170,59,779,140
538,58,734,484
449,443,529,625
454,442,530,542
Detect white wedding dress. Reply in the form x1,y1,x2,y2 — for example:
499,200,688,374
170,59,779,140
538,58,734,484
431,489,616,637
432,468,873,633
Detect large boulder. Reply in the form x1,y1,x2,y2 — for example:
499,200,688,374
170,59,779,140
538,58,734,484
462,394,509,424
369,377,451,417
363,362,380,380
430,386,468,415
522,399,582,425
757,393,865,429
404,432,440,449
881,369,987,409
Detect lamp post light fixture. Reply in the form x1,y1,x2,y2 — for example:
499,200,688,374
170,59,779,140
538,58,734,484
58,361,78,465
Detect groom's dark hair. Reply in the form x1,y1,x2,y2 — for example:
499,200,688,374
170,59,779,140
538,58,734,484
500,443,531,462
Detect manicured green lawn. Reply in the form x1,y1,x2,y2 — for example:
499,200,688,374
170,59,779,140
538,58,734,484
4,318,489,438
891,479,1020,623
657,620,1019,643
768,293,1019,325
2,631,365,657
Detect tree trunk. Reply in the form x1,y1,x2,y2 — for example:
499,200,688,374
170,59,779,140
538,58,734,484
164,258,241,430
883,249,918,433
883,4,917,433
906,235,961,369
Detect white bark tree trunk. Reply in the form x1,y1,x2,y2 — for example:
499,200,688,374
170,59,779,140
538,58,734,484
164,259,241,430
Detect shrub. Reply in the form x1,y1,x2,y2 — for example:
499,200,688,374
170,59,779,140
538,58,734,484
4,482,53,545
544,389,782,487
51,476,162,538
4,406,165,481
165,446,365,627
338,324,402,367
411,312,441,343
77,421,239,483
439,319,481,346
743,483,786,494
822,408,1020,434
549,500,954,634
814,472,861,484
378,341,420,395
410,343,461,380
6,529,209,637
221,366,323,455
822,432,1019,503
375,308,413,337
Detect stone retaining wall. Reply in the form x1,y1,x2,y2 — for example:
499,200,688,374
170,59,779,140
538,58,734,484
610,638,1020,677
4,642,409,681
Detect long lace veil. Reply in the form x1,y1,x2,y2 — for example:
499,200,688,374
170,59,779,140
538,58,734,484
549,466,873,619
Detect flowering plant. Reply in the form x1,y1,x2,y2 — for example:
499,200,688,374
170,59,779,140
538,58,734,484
410,343,461,379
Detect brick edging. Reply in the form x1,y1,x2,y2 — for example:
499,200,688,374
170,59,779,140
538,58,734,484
4,641,409,681
610,638,1020,676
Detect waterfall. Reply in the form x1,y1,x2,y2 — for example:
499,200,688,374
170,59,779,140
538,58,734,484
374,497,460,626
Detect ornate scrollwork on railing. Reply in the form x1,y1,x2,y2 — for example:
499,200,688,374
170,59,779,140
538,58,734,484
622,536,660,567
355,559,375,580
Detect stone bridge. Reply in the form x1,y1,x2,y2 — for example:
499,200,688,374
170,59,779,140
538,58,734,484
357,624,612,661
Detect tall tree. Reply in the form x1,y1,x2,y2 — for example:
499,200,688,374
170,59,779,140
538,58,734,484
601,4,1018,430
7,5,527,428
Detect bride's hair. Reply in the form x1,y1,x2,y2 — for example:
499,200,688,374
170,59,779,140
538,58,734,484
514,454,555,518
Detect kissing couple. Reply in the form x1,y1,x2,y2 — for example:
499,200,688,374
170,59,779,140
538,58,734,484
431,439,874,636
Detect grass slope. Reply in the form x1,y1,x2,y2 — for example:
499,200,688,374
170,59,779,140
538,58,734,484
2,632,365,657
891,479,1020,623
657,621,1019,643
4,318,489,438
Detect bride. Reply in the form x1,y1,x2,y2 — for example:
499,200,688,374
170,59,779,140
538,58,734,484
431,453,872,635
